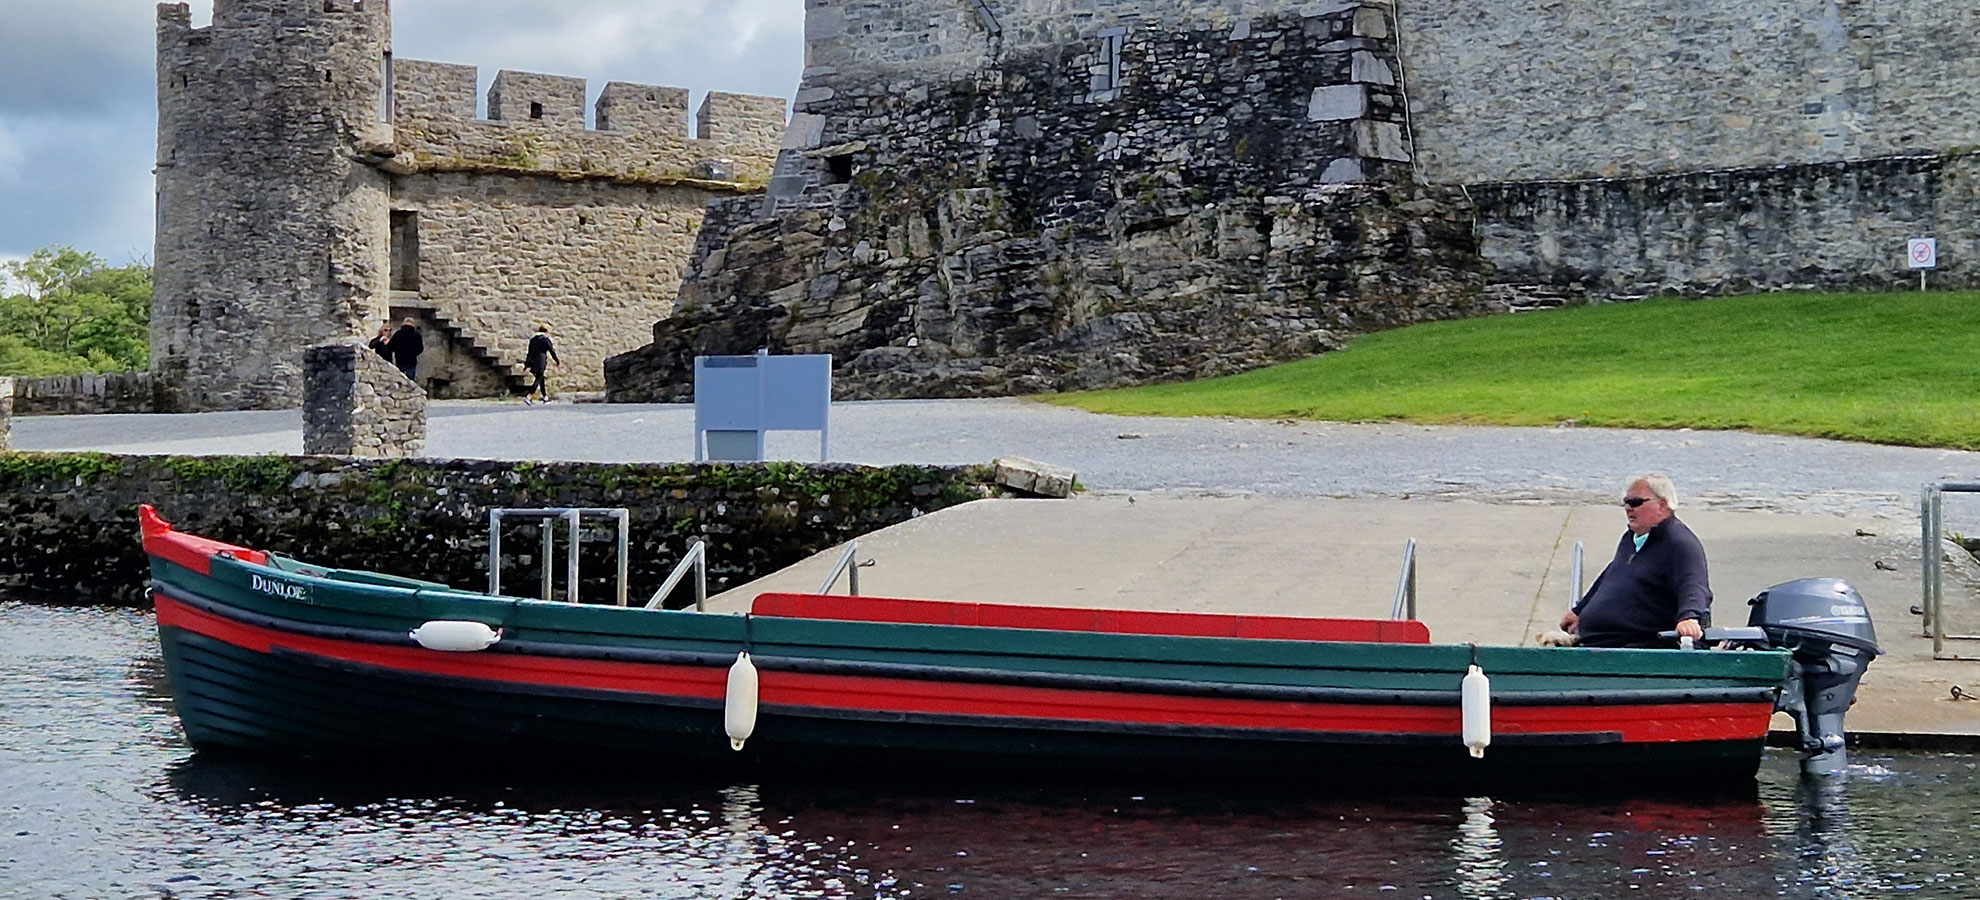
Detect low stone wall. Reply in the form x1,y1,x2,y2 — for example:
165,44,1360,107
303,343,427,457
0,454,999,606
9,371,156,415
0,378,12,451
1472,153,1980,302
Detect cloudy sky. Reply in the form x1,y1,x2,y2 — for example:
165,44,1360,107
0,0,804,269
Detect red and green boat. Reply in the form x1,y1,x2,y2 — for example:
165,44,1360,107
142,505,1879,787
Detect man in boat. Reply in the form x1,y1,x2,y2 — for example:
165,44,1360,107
1559,473,1711,648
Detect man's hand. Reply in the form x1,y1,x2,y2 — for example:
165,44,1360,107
1675,618,1704,640
1559,610,1579,633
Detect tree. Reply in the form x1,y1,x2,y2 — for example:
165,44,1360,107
0,246,152,376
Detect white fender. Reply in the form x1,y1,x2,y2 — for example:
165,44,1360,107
1461,664,1492,758
724,651,760,751
409,620,502,652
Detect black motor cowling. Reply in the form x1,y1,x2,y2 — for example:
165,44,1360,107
1746,578,1882,775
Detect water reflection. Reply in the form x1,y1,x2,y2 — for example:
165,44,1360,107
1454,796,1509,899
5,600,1978,899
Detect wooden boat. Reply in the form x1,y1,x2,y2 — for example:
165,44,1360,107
141,505,1801,786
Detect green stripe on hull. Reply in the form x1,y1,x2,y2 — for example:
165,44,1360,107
159,556,1790,699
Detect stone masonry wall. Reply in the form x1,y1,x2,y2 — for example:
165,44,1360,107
1378,1,1980,298
1395,1,1980,183
153,1,787,410
0,453,999,606
390,59,787,188
1474,153,1980,302
608,2,1492,400
302,343,427,457
152,0,394,412
390,173,730,395
0,378,12,451
8,371,157,416
607,0,1980,403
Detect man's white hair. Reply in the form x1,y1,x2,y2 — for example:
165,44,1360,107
1628,473,1678,507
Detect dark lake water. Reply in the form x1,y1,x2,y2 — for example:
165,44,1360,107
3,599,1977,899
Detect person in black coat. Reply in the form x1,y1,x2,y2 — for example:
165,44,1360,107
366,323,392,359
523,324,560,403
1560,473,1712,648
385,317,424,381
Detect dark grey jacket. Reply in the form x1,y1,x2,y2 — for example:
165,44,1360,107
1572,515,1712,648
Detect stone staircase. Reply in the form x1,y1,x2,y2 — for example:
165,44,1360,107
390,293,532,397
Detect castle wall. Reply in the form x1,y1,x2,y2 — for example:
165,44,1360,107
152,2,787,411
1474,153,1980,301
390,60,787,187
392,173,728,393
1395,1,1980,183
153,0,394,411
608,2,1491,400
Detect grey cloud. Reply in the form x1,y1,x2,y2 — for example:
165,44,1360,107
0,112,158,264
0,0,161,116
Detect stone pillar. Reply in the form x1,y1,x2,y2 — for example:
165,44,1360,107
0,377,13,452
303,344,426,457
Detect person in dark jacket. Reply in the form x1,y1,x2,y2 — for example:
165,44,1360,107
1560,473,1711,648
367,323,393,359
385,317,423,381
523,324,559,403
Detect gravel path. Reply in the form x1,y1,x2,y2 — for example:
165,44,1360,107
16,397,1980,520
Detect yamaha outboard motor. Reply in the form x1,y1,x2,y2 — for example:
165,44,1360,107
1747,578,1882,775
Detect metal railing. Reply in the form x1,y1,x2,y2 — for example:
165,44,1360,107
1919,483,1980,660
817,541,866,596
645,538,708,612
1569,540,1584,610
1389,538,1417,621
487,508,629,606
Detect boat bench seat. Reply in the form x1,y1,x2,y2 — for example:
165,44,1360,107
750,593,1432,644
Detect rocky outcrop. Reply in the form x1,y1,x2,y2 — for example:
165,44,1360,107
608,5,1493,401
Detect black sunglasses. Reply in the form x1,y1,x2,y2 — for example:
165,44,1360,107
1622,496,1654,508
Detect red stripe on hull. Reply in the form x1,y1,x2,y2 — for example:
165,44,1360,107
752,592,1432,643
155,593,1773,744
760,672,1772,743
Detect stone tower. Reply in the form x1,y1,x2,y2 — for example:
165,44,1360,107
154,0,395,411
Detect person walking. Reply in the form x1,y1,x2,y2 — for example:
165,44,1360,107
523,324,560,403
385,317,424,381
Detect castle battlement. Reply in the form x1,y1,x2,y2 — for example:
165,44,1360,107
389,58,788,188
161,0,386,35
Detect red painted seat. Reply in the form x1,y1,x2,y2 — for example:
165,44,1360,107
749,592,1431,643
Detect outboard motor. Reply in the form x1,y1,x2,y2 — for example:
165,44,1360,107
1747,578,1882,775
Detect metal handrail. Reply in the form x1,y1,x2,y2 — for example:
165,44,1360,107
487,507,629,605
1568,540,1584,610
1919,483,1980,659
1389,538,1417,621
817,541,863,596
646,539,708,611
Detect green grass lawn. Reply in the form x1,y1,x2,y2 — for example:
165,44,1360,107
1047,290,1980,449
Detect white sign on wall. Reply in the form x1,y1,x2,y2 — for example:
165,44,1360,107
1908,238,1939,269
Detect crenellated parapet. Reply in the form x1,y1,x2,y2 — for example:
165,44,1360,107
389,59,787,188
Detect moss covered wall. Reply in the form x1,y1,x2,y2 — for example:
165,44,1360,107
0,453,998,606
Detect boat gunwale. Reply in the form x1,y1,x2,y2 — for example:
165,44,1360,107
152,581,1785,709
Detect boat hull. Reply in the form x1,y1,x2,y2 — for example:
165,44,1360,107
149,588,1783,787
